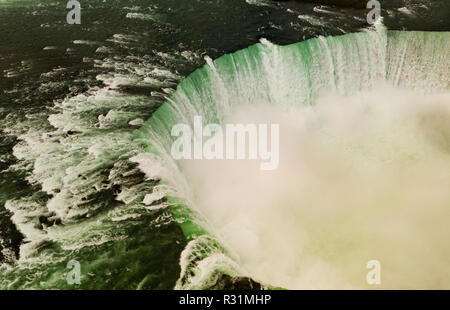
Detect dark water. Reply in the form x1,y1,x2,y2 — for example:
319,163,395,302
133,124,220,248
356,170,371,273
0,0,449,289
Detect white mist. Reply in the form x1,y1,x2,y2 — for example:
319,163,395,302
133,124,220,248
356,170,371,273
181,85,450,289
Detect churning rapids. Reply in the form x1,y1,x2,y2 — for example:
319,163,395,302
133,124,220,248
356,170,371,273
0,0,449,290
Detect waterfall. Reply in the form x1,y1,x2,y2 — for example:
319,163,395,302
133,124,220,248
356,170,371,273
134,28,450,289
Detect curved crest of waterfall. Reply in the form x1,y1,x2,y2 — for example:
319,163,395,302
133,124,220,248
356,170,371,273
133,28,450,289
